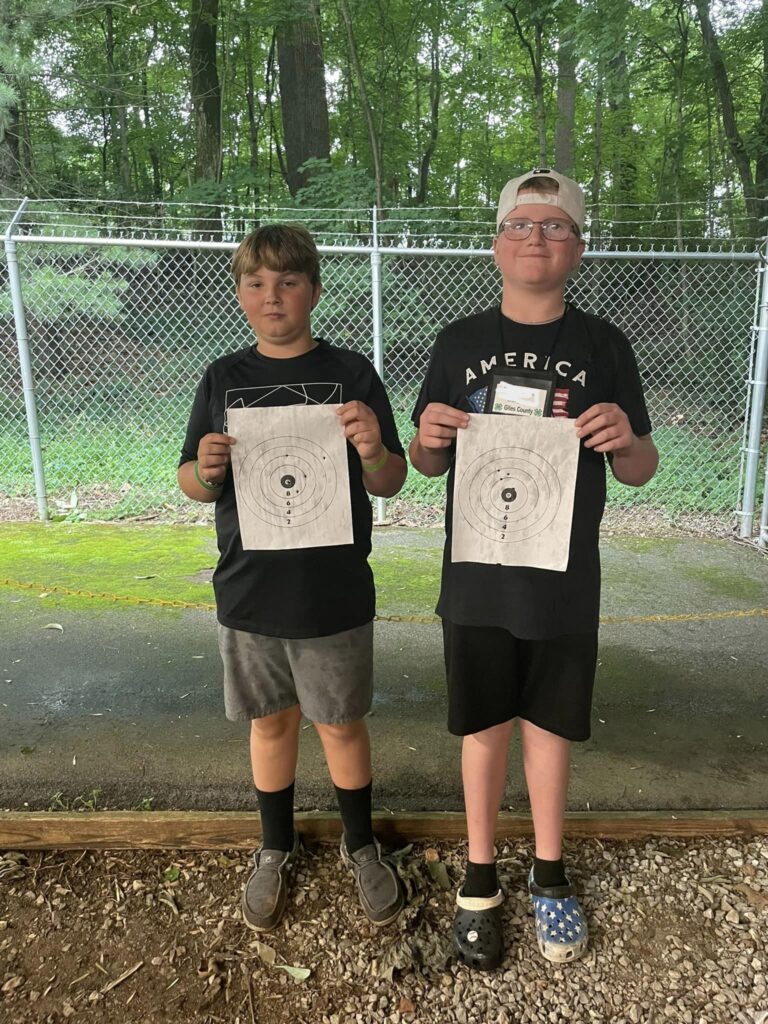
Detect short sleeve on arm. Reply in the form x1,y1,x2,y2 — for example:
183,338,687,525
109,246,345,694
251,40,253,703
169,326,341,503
179,372,213,466
365,369,405,459
611,331,652,438
411,336,449,428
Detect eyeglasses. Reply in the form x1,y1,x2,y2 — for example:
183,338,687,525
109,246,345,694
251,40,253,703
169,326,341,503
499,218,578,241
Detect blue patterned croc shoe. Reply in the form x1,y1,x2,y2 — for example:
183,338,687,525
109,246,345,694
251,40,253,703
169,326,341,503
528,867,588,963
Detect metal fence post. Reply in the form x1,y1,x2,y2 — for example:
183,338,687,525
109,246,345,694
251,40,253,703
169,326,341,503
4,198,49,522
758,458,768,548
738,242,768,539
370,206,386,525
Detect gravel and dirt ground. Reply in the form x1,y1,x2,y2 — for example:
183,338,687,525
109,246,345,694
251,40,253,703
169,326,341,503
1,834,767,1024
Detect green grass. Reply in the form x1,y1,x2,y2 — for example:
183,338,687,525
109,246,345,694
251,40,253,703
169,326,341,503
4,412,754,519
0,522,441,614
0,522,217,606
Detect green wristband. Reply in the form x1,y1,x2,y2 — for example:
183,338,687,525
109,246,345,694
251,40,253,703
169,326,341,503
194,460,223,491
361,448,389,473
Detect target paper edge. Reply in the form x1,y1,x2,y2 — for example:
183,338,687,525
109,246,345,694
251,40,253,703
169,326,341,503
228,405,354,551
451,414,579,571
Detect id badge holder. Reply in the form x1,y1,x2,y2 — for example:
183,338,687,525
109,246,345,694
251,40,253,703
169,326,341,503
483,368,556,418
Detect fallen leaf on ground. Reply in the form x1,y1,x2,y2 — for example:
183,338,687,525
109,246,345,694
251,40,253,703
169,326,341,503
273,965,310,982
252,941,276,965
733,883,768,909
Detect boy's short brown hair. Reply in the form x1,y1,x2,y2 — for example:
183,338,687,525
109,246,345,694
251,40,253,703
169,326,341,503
231,224,320,287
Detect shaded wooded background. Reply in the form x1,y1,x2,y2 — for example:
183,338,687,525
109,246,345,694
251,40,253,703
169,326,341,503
0,0,765,247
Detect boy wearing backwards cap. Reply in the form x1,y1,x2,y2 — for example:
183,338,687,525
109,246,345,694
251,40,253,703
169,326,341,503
410,169,658,969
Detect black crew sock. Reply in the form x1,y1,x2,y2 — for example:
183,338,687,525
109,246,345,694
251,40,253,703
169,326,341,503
533,856,568,888
255,782,295,852
334,780,375,855
462,860,498,898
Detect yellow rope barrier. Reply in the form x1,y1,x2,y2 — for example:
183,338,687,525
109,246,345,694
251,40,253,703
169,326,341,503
1,577,766,626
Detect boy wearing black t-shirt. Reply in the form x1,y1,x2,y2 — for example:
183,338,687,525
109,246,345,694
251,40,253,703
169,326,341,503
179,224,407,931
410,169,658,969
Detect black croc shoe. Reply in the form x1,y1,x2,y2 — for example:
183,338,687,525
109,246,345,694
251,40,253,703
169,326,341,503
452,887,505,971
241,832,300,931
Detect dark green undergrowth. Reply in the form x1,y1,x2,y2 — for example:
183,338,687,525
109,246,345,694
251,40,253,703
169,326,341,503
3,414,750,521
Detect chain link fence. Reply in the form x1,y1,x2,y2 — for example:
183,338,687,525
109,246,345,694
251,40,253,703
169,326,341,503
1,221,761,534
380,249,760,532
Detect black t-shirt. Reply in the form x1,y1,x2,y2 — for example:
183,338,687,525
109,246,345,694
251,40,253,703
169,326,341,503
411,304,652,638
180,339,404,638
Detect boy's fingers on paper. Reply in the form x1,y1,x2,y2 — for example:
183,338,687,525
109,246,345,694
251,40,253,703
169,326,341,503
420,403,469,427
337,400,375,422
345,426,379,448
583,422,632,451
575,403,625,433
202,441,235,453
201,432,236,445
575,403,607,427
418,427,458,449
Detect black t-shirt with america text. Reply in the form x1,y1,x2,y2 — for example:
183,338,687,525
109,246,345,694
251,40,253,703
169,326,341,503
411,304,652,639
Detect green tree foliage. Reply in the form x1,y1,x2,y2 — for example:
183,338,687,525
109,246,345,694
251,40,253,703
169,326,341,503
0,0,764,245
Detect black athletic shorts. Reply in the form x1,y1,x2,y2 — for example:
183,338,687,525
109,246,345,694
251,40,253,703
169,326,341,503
442,619,598,741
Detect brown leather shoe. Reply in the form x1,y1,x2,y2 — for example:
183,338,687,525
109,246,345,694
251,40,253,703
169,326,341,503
340,835,405,926
241,833,300,931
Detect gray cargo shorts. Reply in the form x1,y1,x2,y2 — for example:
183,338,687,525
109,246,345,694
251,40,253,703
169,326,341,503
217,620,373,725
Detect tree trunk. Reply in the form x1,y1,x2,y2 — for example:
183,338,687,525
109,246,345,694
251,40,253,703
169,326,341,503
453,4,470,206
19,82,32,188
243,13,264,207
142,66,162,203
554,0,577,175
756,0,768,234
105,6,131,196
0,90,21,196
672,3,690,251
190,0,222,235
416,5,441,205
590,65,604,248
608,48,638,245
338,0,383,211
276,0,331,197
265,29,289,199
507,4,547,166
694,0,758,237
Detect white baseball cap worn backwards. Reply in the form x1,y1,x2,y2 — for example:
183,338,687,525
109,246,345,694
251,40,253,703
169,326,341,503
496,167,586,234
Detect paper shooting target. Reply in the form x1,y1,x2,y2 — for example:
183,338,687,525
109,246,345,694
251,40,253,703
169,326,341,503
236,435,338,528
457,446,562,543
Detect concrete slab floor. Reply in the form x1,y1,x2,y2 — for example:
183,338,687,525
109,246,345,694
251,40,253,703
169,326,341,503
0,531,765,813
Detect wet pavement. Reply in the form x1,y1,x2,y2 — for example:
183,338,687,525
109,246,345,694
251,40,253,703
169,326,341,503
1,530,766,814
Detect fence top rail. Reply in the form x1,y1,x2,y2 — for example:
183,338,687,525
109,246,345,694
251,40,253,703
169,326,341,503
3,198,29,244
1,232,761,262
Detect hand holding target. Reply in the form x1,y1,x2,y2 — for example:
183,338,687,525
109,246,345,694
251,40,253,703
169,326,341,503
197,432,236,486
337,401,383,463
418,403,469,450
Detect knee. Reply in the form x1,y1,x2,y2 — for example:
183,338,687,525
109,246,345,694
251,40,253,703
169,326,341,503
314,720,366,745
251,705,302,742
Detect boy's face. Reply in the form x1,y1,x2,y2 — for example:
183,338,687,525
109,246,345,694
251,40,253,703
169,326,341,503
493,202,585,293
236,266,321,356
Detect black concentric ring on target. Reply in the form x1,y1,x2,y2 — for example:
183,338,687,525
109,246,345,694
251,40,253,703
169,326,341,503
238,435,337,528
458,446,562,543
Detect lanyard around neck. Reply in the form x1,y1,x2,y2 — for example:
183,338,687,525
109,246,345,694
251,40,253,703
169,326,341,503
497,302,569,370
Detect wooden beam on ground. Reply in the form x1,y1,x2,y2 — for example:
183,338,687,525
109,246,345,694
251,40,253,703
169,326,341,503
1,810,767,850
